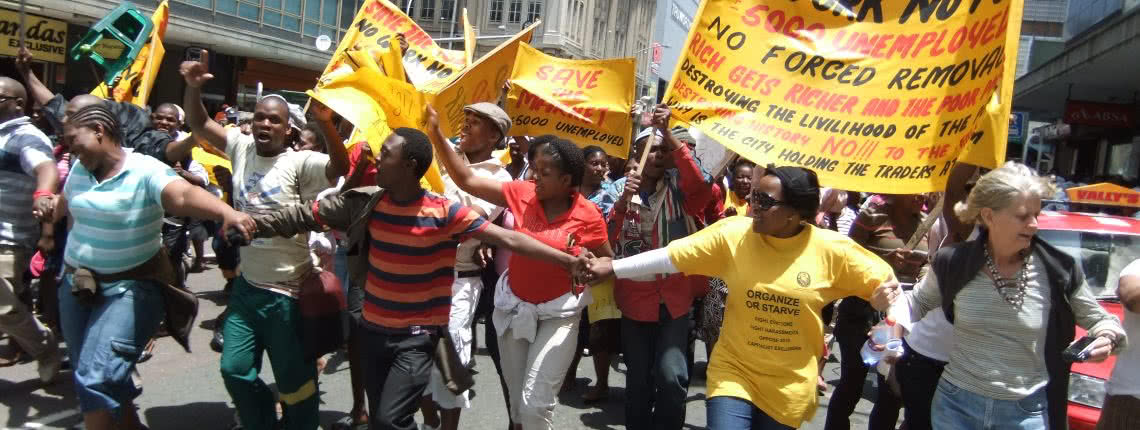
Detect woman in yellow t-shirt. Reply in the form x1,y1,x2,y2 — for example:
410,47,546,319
586,165,901,429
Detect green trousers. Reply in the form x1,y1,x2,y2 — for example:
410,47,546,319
220,277,318,430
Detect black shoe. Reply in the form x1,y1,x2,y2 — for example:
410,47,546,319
210,329,224,353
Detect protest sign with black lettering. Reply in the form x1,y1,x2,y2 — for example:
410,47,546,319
663,0,1023,193
325,0,466,91
506,43,635,159
429,22,537,139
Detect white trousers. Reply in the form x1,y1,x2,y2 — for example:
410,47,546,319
426,275,482,409
496,311,580,430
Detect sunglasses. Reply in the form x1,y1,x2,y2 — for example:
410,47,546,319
748,192,787,211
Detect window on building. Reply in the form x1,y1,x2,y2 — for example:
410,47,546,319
508,0,522,23
490,0,504,22
421,0,435,20
217,0,262,21
259,0,303,32
526,1,542,23
304,0,339,39
183,0,213,9
440,0,455,21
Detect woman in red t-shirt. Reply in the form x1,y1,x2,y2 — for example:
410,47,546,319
426,107,613,429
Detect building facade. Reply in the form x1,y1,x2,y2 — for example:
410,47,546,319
1013,1,1140,179
5,1,659,113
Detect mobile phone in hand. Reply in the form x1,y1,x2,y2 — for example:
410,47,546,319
1062,335,1098,362
185,47,205,62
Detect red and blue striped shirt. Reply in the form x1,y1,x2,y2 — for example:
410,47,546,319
362,190,488,331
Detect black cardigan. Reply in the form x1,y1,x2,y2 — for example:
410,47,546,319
931,230,1080,430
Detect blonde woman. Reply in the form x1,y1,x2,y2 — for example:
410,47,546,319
902,162,1127,430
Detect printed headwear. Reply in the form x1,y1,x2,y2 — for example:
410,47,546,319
765,165,821,219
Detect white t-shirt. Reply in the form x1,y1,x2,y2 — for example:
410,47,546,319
1107,259,1140,398
226,129,331,297
441,152,512,272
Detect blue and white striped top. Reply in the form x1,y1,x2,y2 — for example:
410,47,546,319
64,152,179,279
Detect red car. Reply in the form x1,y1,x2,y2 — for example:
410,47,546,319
1036,210,1136,429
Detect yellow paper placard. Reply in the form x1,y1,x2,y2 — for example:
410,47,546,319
429,22,538,139
507,43,635,159
91,1,169,107
326,0,465,91
662,0,1023,193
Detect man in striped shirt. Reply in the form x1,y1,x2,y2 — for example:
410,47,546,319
251,128,587,430
0,77,62,382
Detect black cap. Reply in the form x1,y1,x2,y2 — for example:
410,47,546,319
765,164,821,219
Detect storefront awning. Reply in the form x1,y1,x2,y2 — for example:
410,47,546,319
1066,183,1140,208
1013,8,1140,121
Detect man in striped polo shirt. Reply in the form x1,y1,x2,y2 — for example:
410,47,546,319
250,127,588,430
0,77,63,382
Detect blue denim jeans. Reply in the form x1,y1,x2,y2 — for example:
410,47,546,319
707,396,795,430
57,275,166,414
931,378,1048,430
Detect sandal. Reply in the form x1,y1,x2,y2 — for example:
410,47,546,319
331,415,369,430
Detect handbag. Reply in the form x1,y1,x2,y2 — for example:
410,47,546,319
433,331,474,395
298,269,349,361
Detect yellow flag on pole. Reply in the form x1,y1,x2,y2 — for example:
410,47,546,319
91,1,168,107
462,8,476,65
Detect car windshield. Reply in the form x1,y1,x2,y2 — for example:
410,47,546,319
1037,229,1140,299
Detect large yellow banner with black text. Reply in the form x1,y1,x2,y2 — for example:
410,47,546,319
326,0,466,92
663,0,1022,193
507,43,635,159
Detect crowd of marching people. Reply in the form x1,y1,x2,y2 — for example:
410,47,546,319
2,42,1140,430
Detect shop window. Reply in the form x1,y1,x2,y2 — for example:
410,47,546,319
489,0,504,22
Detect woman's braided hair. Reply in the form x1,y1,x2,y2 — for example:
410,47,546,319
70,103,122,143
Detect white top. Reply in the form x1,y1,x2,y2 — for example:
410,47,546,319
442,152,512,272
911,253,1125,400
1107,259,1140,398
226,129,331,297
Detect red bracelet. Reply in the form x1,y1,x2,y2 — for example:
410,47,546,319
33,190,54,200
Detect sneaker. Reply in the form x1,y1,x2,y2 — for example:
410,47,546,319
37,349,63,384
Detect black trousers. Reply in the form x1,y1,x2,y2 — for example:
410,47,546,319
361,330,433,430
823,320,902,430
895,339,946,430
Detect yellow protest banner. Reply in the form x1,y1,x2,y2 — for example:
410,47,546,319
663,0,1022,193
325,0,465,91
506,43,635,159
91,0,169,107
429,21,538,139
463,8,476,65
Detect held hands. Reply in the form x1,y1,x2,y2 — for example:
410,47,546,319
221,209,257,244
179,49,214,88
32,194,59,223
870,277,902,312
